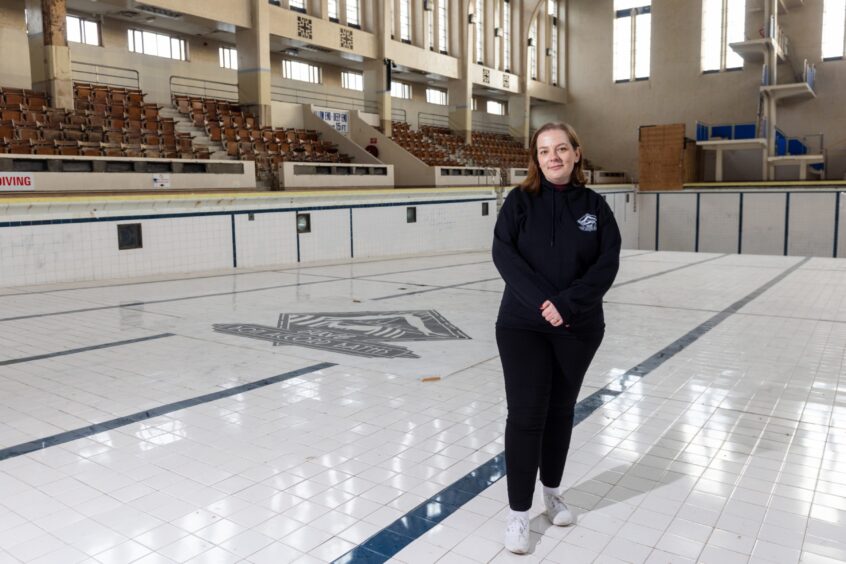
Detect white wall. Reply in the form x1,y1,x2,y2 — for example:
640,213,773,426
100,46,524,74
639,189,846,258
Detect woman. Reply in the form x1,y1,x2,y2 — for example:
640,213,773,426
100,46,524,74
492,122,621,554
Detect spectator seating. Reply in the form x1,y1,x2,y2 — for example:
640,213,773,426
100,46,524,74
174,95,353,180
412,124,529,168
0,84,206,159
391,122,461,167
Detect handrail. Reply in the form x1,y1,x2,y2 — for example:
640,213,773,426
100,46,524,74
170,76,238,101
271,85,377,113
418,112,449,128
472,119,510,134
391,108,407,123
71,61,139,89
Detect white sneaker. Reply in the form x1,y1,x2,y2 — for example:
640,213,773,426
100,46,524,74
504,513,530,554
544,493,574,526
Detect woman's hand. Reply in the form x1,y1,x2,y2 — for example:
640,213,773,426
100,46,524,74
540,300,568,327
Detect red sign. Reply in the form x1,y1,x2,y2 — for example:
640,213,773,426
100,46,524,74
0,173,34,190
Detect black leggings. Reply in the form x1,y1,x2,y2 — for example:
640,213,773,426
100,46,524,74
496,326,603,511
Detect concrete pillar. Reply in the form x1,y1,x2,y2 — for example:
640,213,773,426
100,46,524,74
236,0,272,127
508,92,530,147
363,59,392,135
449,0,475,143
40,0,73,110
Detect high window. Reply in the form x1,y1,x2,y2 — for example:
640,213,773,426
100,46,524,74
502,0,510,71
219,47,237,70
476,0,484,63
529,18,538,80
289,0,306,13
487,100,506,115
493,0,501,69
128,29,187,60
347,0,360,27
400,0,411,42
822,0,846,59
549,0,559,85
341,70,363,91
701,0,745,72
426,87,448,105
283,60,321,83
328,0,339,21
613,0,651,82
439,0,449,53
428,5,435,49
391,81,412,99
66,15,100,46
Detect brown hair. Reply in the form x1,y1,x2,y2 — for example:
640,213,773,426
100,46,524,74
519,122,586,194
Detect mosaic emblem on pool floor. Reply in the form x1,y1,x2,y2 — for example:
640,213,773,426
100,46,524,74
213,310,471,359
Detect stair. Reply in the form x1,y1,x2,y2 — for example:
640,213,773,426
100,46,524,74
159,107,230,160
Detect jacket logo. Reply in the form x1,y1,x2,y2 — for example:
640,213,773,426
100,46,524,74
577,213,597,232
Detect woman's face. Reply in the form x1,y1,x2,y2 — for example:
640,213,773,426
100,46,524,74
536,128,580,185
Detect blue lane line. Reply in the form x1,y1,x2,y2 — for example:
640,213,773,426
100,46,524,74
231,214,238,268
655,193,661,251
695,193,701,253
738,192,744,254
0,333,174,367
349,208,355,258
333,256,810,564
834,192,840,258
784,193,790,256
0,362,335,462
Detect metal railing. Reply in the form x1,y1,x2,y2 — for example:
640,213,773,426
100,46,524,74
71,62,139,89
169,76,239,101
271,85,377,113
418,112,450,129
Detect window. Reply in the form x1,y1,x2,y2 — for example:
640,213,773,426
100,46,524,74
550,0,559,85
391,81,412,99
428,5,435,49
328,0,339,21
822,0,846,59
503,0,510,70
476,0,484,63
426,87,448,105
701,0,745,72
472,97,478,110
127,29,187,60
283,60,321,83
493,0,500,68
529,18,538,80
289,0,306,13
66,15,99,46
487,100,506,115
341,70,363,91
219,47,237,70
400,0,411,42
439,0,449,53
613,0,651,82
347,0,360,27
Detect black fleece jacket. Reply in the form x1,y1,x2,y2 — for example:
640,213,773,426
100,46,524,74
492,177,622,334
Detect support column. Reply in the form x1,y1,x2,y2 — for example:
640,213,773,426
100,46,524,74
363,0,392,135
236,0,272,126
449,0,475,143
363,59,391,135
508,92,530,146
40,0,73,110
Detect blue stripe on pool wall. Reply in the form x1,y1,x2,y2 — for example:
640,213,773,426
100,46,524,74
332,256,810,564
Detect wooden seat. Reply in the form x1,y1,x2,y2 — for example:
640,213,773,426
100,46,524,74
54,139,80,155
